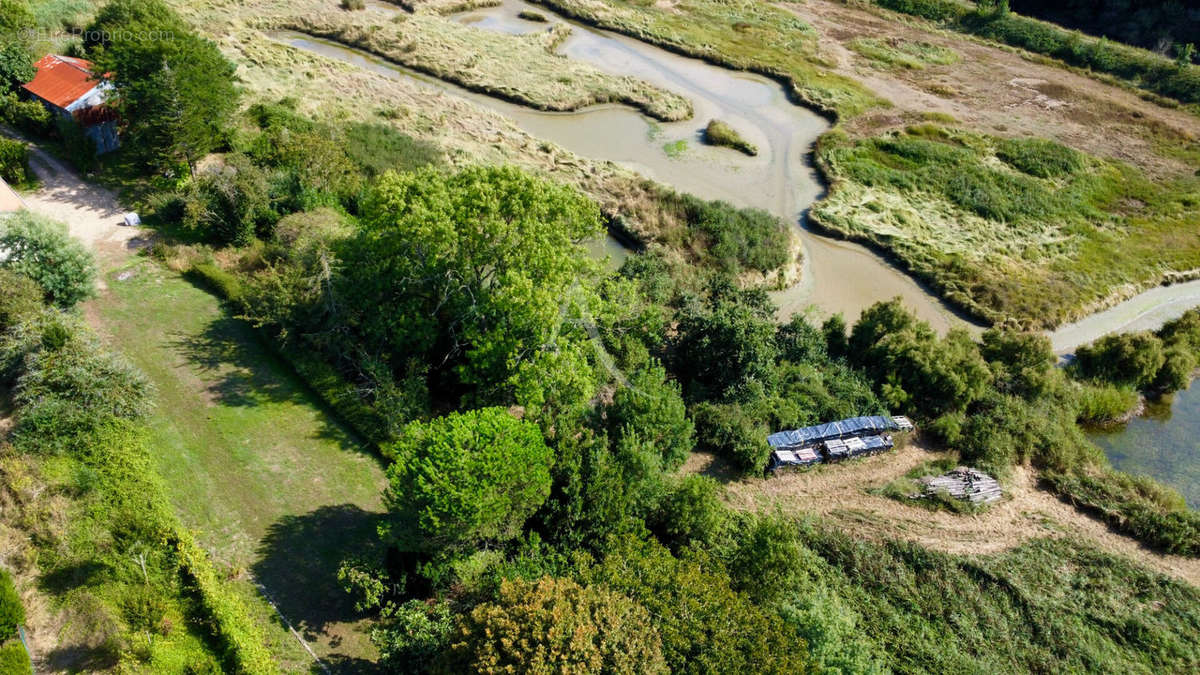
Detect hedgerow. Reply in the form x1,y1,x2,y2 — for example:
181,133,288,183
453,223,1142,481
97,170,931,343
0,308,278,673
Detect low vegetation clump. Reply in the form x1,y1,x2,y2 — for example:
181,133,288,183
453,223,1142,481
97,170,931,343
532,0,885,117
0,137,30,186
814,125,1200,327
0,569,28,675
704,118,758,156
518,9,547,22
340,0,365,9
846,36,960,70
870,0,1200,105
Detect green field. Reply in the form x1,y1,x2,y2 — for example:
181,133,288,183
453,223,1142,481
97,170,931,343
91,259,386,670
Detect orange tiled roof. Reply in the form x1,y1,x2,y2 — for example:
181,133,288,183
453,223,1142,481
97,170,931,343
22,54,102,110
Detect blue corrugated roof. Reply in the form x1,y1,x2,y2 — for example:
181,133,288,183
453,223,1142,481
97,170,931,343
767,415,903,448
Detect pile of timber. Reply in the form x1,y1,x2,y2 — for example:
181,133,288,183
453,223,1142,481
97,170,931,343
918,467,1002,505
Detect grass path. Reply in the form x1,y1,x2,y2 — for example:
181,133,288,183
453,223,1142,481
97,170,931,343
19,147,388,672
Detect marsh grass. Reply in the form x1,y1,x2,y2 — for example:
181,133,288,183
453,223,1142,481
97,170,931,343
847,37,960,70
704,119,758,156
532,0,885,117
814,125,1200,327
518,9,547,22
663,139,688,158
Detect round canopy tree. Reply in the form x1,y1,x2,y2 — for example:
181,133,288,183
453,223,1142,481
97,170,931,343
383,407,553,553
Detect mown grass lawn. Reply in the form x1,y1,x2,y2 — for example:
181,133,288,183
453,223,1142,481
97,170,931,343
90,258,387,671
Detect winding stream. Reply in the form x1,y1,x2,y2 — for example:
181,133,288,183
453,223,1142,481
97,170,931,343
273,0,970,330
274,1,1200,490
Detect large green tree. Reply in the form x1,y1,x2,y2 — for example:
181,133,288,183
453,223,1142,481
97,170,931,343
0,0,35,92
443,577,667,674
383,407,553,553
344,165,604,407
85,0,238,173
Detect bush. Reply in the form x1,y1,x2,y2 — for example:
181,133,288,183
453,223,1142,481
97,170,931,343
606,362,694,471
182,155,275,246
187,260,244,304
0,137,30,185
651,475,727,550
0,270,43,330
0,212,96,308
0,568,24,638
0,92,52,136
443,577,668,674
340,0,364,8
1073,331,1165,389
693,401,770,474
2,311,152,454
1152,344,1196,393
0,640,30,675
382,408,554,553
704,119,758,156
582,535,811,673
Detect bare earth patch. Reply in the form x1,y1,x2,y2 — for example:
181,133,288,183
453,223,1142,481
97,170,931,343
786,0,1200,178
683,443,1200,586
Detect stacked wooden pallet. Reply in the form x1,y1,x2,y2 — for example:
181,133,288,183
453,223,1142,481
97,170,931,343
918,468,1002,505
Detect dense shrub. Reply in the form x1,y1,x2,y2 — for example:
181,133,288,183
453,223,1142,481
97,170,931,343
0,568,23,638
443,577,668,674
0,212,96,308
1073,331,1166,389
605,362,694,470
0,270,42,330
0,137,30,185
0,303,276,672
182,154,275,246
650,475,727,550
0,92,52,136
581,535,811,673
1,311,152,454
673,288,779,398
692,401,770,473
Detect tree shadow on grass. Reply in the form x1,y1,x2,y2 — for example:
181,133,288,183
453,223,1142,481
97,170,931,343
166,306,381,465
253,504,389,672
